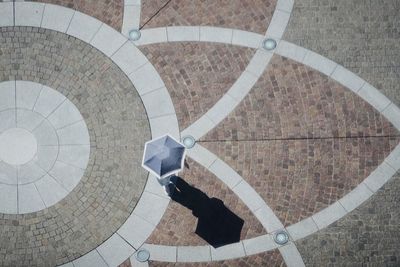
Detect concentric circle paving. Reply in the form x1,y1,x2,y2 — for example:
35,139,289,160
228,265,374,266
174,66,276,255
0,27,150,266
0,81,90,214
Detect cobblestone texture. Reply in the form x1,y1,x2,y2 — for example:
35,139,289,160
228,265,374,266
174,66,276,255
0,27,150,266
146,159,266,246
31,0,124,31
141,0,276,34
149,249,285,267
203,55,399,141
296,173,400,267
141,43,255,130
284,0,400,107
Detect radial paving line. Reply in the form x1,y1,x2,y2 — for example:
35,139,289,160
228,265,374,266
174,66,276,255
121,0,141,37
1,2,180,266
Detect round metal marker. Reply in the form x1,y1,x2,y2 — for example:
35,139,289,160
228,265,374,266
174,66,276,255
263,38,277,51
182,135,196,149
135,249,150,262
274,231,289,245
129,29,141,41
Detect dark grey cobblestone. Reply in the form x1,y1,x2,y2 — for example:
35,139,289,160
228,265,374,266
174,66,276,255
284,0,400,107
296,173,400,267
0,27,150,266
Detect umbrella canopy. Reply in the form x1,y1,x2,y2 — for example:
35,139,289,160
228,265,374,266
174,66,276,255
142,134,186,178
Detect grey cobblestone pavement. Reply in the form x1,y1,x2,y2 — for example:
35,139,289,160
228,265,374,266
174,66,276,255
284,0,400,107
0,27,150,266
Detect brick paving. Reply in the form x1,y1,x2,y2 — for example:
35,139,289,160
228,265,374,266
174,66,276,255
0,27,149,266
31,0,124,31
296,172,400,267
284,0,400,107
148,250,285,266
140,0,276,34
146,159,266,246
141,43,255,131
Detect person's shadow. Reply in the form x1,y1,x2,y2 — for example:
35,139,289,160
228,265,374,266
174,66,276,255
168,176,244,248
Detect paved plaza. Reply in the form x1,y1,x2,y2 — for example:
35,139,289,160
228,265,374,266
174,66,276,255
0,0,399,266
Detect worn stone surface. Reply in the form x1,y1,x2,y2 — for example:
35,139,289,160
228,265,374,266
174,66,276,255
149,249,285,266
146,159,266,246
141,43,255,131
296,173,400,267
31,0,124,31
141,0,276,34
0,27,149,266
284,0,400,107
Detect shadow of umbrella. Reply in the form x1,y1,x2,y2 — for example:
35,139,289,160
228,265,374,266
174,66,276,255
169,176,244,248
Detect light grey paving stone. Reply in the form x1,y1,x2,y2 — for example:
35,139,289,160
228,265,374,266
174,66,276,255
232,180,264,211
243,235,278,256
363,162,397,192
339,183,374,212
254,205,285,232
199,26,233,44
32,119,58,146
186,144,217,169
34,85,66,117
0,183,17,213
209,159,242,189
125,0,141,5
276,0,294,13
142,244,176,262
57,145,90,169
58,263,74,267
279,242,305,267
141,87,175,118
111,41,148,75
35,174,68,207
57,121,90,145
385,144,400,170
117,214,155,249
49,161,84,191
16,81,42,110
205,94,238,125
67,11,102,43
121,4,141,36
73,249,108,267
0,2,13,27
358,82,391,112
15,2,44,27
16,109,44,131
47,100,83,129
0,109,16,132
382,104,400,131
149,114,180,140
286,217,319,241
312,201,347,229
18,161,46,185
177,246,211,262
97,234,135,267
232,29,263,48
0,81,15,111
18,183,46,214
210,242,245,261
227,71,259,102
167,26,200,42
245,49,273,77
276,40,308,63
302,50,338,77
90,23,127,57
129,62,165,95
330,65,365,93
133,27,168,46
144,174,171,199
132,191,169,226
0,161,17,185
41,4,74,33
181,115,215,140
266,10,291,39
34,146,58,171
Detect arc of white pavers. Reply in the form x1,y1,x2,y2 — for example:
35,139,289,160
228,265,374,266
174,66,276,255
121,0,141,37
3,2,179,267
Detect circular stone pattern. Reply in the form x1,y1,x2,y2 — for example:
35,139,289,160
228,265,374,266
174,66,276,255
0,27,150,266
0,81,90,214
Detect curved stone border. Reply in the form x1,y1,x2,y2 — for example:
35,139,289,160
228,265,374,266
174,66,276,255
0,2,179,266
121,0,141,37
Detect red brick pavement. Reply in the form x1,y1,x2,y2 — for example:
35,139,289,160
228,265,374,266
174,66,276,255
140,0,276,34
203,55,399,142
31,0,123,31
149,249,285,266
141,43,255,131
145,159,266,246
